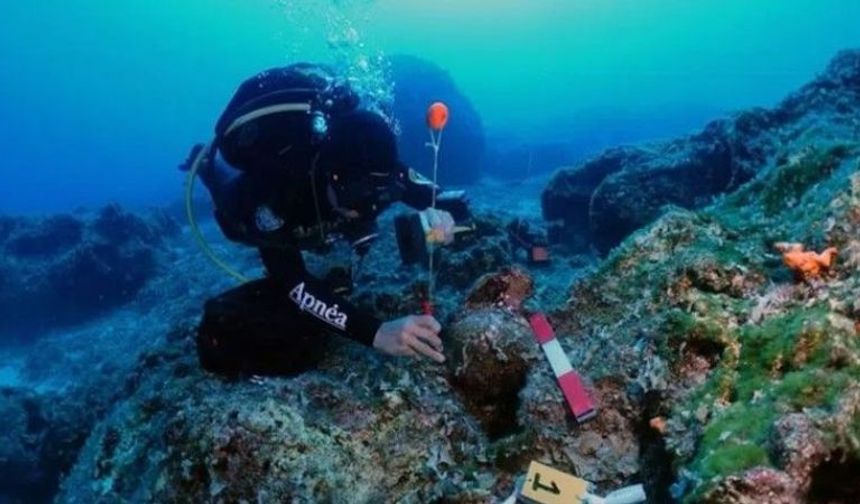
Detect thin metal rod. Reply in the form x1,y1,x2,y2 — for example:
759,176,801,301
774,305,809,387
427,128,442,309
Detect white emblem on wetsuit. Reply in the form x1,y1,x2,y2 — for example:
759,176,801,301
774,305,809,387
254,206,284,232
289,282,348,330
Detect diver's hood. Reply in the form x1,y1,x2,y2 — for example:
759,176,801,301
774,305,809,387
320,110,405,219
214,63,359,172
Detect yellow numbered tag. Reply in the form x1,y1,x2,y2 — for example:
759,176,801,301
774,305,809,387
520,461,589,504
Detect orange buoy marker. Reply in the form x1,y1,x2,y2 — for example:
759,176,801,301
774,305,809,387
426,101,449,131
424,101,449,316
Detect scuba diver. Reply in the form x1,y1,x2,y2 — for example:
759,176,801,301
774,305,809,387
181,64,465,377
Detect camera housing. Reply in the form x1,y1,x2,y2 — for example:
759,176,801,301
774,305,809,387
394,191,473,265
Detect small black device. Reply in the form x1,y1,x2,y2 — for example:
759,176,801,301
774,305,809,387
507,219,551,265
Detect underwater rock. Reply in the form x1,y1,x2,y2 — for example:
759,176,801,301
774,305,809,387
677,257,765,299
542,74,860,498
0,335,206,504
701,467,802,504
541,131,742,255
434,216,514,290
557,378,641,487
0,387,56,503
0,205,177,343
516,375,642,494
543,49,860,254
5,214,84,256
56,338,497,503
92,203,173,245
0,387,101,503
541,146,644,252
390,54,486,185
587,128,739,254
773,413,828,496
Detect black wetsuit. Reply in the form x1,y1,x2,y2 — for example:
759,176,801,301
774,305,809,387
193,65,435,377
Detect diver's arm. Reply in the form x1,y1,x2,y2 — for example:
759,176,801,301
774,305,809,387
202,169,295,248
259,247,382,347
261,247,446,362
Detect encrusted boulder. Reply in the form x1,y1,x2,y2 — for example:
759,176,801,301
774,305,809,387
541,122,755,255
0,387,98,503
4,214,84,256
543,49,860,254
541,146,643,251
586,128,739,253
701,467,802,504
773,413,828,495
516,374,643,495
56,339,494,503
0,387,56,503
0,204,176,342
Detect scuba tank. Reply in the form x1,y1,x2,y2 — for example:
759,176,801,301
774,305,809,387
182,64,362,283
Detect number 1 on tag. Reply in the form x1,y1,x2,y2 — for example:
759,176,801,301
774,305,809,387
520,461,589,504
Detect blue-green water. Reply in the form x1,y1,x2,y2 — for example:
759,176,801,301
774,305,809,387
1,0,857,212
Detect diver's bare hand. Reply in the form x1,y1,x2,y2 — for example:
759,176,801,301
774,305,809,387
373,315,445,363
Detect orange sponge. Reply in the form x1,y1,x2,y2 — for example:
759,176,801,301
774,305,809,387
777,243,838,281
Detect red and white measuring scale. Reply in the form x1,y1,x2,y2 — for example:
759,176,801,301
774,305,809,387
528,313,597,423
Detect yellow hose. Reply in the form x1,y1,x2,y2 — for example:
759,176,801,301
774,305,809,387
184,145,249,283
